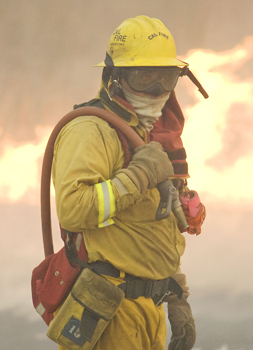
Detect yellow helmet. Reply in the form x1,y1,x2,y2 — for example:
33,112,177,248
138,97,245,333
95,15,188,67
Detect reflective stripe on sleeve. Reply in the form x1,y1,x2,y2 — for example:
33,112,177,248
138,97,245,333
95,180,115,228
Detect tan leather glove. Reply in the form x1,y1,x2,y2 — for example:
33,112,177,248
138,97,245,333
167,295,196,350
116,141,174,193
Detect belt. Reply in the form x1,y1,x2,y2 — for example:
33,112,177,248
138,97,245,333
63,235,183,306
89,261,183,306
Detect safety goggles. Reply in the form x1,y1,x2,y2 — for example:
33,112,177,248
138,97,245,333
121,67,182,96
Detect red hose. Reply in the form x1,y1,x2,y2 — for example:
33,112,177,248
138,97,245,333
41,107,145,257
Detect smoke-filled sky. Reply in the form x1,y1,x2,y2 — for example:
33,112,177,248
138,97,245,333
1,1,253,349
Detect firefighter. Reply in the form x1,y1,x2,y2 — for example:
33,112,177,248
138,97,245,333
53,15,199,350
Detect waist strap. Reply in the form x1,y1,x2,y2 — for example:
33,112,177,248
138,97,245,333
64,236,183,304
89,261,183,302
118,276,182,300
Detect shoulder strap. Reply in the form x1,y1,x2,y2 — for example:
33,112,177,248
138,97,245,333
73,98,104,110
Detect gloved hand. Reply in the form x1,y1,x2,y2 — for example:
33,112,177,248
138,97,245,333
179,190,206,235
167,295,196,350
116,141,174,193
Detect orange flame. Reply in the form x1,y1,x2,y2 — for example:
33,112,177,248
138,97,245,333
180,36,253,207
0,126,51,204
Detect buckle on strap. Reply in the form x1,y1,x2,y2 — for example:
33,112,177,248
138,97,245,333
121,280,143,299
155,292,172,307
118,277,183,300
123,279,156,299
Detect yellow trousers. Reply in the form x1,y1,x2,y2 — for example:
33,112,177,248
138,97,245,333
57,295,166,350
56,272,166,350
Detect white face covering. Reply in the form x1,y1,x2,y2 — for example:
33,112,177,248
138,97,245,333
121,85,171,132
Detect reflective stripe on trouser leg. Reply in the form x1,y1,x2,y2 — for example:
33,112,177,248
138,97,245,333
95,180,115,228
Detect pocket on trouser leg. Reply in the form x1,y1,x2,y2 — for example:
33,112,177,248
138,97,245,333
47,269,125,350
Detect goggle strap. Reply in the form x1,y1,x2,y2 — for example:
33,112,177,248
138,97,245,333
180,67,209,99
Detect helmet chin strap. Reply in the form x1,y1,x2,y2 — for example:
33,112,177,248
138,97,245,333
109,68,125,98
110,78,122,97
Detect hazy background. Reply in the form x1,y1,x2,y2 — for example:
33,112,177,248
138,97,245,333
1,1,253,349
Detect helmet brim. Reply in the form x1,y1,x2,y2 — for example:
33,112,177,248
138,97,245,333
94,58,188,68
